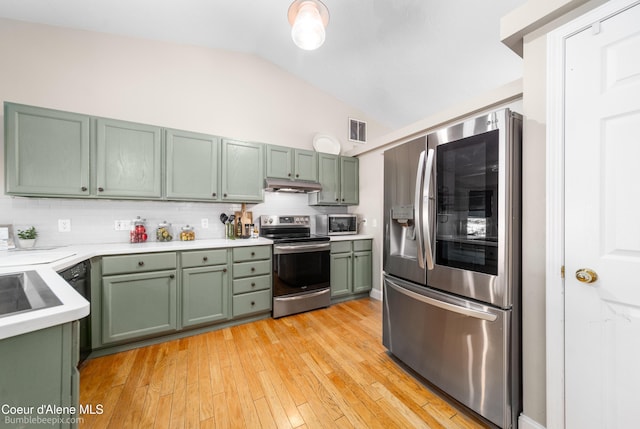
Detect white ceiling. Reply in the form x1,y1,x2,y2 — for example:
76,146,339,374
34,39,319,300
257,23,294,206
0,0,526,130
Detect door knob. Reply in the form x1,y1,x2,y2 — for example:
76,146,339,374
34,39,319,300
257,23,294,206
575,268,598,284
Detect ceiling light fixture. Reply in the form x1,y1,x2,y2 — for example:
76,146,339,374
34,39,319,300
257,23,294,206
287,0,330,51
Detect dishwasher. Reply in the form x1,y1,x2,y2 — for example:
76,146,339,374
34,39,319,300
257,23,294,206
58,261,91,364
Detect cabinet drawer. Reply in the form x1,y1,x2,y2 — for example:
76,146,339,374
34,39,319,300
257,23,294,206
102,252,177,275
181,249,227,268
233,246,271,262
233,260,271,278
353,240,372,252
330,241,352,254
233,289,271,317
233,274,271,295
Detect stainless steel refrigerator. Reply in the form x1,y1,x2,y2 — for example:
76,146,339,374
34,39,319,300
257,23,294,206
382,109,522,429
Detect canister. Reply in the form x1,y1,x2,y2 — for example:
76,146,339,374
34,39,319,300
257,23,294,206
156,221,173,242
180,225,196,241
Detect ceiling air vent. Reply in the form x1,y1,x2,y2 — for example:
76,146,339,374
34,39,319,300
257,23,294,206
349,118,366,144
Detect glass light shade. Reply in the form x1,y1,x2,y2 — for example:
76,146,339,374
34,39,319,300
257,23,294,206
290,1,328,50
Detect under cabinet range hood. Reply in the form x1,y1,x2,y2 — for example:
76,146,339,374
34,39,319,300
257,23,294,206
264,178,322,193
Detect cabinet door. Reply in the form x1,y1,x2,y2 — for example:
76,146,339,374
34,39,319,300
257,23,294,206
353,250,372,293
95,118,162,198
316,153,340,204
5,103,90,197
182,265,229,328
330,252,352,297
266,145,292,179
294,149,318,181
221,139,264,202
0,323,76,427
166,129,220,200
102,270,177,344
340,156,359,205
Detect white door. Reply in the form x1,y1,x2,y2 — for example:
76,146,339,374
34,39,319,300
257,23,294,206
564,2,640,428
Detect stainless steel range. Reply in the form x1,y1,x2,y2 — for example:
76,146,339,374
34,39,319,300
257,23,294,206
260,215,331,318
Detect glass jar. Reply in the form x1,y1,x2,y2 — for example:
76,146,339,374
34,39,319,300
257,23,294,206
156,221,173,242
130,216,147,243
180,225,196,241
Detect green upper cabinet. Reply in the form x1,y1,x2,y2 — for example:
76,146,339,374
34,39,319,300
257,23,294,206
266,145,318,182
221,139,264,202
340,156,359,205
5,103,90,197
166,129,220,201
309,154,359,205
265,145,292,179
294,148,318,182
95,118,162,199
313,153,340,204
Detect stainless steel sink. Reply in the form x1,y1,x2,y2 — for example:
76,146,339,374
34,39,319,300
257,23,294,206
0,271,62,318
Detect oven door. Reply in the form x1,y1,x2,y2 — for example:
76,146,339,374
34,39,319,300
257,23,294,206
272,242,330,297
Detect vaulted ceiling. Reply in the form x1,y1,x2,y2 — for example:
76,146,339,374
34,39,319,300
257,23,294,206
0,0,526,129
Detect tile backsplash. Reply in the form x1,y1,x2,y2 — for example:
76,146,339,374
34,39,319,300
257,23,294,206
0,192,346,247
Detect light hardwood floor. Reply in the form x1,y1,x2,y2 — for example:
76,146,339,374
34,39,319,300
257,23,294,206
79,298,489,428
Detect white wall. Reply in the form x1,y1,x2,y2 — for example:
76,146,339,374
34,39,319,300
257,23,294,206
0,18,389,150
502,1,608,427
0,18,387,246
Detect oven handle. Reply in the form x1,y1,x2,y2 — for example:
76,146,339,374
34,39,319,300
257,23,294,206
274,242,331,254
274,288,330,302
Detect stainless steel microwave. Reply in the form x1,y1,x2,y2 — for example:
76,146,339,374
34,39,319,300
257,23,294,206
315,214,357,236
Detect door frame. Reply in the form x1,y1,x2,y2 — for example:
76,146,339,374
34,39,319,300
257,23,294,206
546,1,640,428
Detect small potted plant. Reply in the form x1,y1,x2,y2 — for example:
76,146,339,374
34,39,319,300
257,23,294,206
17,226,37,249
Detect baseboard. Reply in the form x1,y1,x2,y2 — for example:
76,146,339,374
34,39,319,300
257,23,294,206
519,413,546,429
369,288,382,301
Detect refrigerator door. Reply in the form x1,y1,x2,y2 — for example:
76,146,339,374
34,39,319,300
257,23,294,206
383,136,428,285
383,274,515,429
427,109,521,308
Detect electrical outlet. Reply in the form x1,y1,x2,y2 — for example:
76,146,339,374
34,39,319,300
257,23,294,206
201,218,209,229
114,220,131,231
58,219,71,232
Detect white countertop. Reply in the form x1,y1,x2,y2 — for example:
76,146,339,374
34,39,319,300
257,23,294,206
0,235,372,340
0,237,273,340
327,234,374,242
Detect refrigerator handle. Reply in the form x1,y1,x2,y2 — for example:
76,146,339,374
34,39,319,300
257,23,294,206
424,148,435,270
414,150,426,269
386,278,498,322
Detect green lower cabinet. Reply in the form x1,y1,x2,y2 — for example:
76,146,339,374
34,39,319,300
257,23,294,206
91,247,271,353
330,252,352,298
102,270,177,345
232,245,272,317
0,322,79,429
353,250,373,293
330,240,372,299
181,265,229,327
